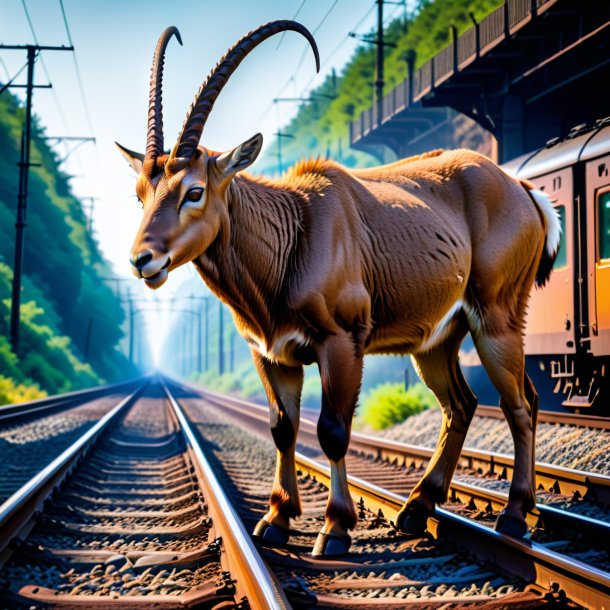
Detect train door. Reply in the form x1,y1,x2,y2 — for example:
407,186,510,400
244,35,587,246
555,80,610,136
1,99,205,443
524,168,574,356
586,156,610,356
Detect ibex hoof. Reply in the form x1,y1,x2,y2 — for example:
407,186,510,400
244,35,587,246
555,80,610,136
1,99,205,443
495,511,528,538
252,519,290,545
312,531,352,557
394,501,432,536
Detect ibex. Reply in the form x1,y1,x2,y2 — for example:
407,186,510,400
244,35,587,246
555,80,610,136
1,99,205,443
118,22,560,556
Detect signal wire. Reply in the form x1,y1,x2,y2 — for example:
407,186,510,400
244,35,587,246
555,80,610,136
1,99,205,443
20,0,71,138
0,60,28,96
58,0,95,137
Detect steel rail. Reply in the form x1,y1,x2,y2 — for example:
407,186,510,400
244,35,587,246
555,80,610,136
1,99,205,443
0,376,145,424
175,383,610,501
0,381,148,562
475,405,610,431
447,478,610,544
295,452,610,610
171,383,610,545
161,380,291,610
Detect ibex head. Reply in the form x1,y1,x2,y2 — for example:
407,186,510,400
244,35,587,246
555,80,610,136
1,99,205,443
117,22,319,289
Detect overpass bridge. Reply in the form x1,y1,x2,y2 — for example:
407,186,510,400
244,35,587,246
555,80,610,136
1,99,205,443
350,0,610,162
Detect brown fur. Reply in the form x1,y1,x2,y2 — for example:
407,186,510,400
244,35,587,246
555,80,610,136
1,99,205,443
128,145,553,541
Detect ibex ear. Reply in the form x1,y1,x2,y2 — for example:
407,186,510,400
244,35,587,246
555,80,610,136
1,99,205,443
215,133,263,178
115,142,145,174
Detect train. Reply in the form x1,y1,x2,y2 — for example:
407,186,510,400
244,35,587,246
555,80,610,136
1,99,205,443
460,118,610,414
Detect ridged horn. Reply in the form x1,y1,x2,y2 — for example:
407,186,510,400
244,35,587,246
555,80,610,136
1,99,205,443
176,20,320,159
146,26,183,163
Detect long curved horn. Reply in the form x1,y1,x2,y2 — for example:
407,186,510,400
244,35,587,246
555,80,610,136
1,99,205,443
176,20,320,159
146,26,183,162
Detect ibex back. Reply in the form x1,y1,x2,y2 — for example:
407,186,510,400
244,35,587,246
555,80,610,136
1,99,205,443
118,22,561,556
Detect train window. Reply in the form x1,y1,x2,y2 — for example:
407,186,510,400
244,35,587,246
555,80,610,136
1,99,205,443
598,191,610,262
553,205,567,270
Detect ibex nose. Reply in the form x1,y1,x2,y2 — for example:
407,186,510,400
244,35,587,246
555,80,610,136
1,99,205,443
131,250,153,270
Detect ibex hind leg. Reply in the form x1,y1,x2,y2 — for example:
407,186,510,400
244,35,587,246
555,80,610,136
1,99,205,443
251,352,303,545
471,323,537,538
397,319,477,535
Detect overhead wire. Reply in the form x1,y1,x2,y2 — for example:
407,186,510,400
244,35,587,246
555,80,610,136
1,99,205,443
58,0,95,137
0,57,12,80
298,2,376,96
0,60,28,96
276,0,307,50
20,0,72,140
292,0,340,76
256,2,378,150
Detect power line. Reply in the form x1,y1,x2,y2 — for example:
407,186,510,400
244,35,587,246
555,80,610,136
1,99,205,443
58,0,95,136
20,0,71,137
255,2,377,149
298,3,376,96
276,0,307,50
293,0,340,75
0,57,11,80
0,60,28,96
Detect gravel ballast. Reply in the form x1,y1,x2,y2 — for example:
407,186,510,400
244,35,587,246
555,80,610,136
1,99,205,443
378,408,610,475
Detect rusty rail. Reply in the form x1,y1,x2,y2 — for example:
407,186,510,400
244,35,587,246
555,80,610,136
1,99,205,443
162,381,291,610
0,381,147,561
0,377,145,424
295,452,610,610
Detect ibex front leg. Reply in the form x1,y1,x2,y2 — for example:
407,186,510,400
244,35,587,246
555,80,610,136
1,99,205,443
252,351,303,545
313,332,363,557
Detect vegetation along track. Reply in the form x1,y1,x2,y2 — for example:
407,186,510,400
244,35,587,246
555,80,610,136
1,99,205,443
0,379,143,505
0,378,285,608
171,381,610,608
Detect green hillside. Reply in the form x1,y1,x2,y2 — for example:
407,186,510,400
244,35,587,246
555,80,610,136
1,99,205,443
0,91,136,403
257,0,502,174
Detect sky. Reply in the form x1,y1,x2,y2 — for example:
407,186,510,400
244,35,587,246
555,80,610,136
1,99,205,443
0,0,388,362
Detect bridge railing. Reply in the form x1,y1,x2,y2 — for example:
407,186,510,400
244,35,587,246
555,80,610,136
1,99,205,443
350,0,558,145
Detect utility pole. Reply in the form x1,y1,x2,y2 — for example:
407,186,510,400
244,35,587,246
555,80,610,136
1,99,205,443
164,308,198,377
274,131,295,177
179,294,212,373
204,297,210,371
1,43,74,354
80,196,99,232
218,302,224,375
229,328,235,373
348,2,398,125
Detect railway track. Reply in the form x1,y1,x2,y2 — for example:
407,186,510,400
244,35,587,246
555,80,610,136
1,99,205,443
0,378,143,504
171,381,610,608
0,378,286,608
189,385,610,512
473,406,610,432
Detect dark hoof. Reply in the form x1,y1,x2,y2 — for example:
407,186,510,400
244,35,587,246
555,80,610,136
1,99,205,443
312,531,352,557
495,511,528,538
394,501,432,536
252,519,290,545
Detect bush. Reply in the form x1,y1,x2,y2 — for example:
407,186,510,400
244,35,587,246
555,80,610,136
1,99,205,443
191,363,266,402
358,382,437,430
0,375,46,405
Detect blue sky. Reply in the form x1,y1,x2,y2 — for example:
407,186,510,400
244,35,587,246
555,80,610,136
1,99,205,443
1,0,384,273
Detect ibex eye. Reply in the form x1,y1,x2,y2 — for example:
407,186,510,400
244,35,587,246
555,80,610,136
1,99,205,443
185,188,204,202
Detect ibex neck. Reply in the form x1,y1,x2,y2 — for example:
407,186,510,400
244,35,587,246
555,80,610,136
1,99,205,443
195,174,301,335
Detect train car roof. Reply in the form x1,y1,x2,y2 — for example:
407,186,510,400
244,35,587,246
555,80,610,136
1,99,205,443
502,122,610,179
